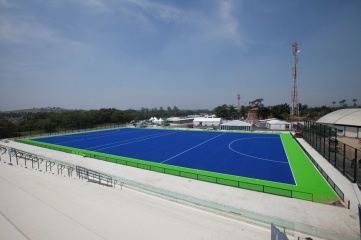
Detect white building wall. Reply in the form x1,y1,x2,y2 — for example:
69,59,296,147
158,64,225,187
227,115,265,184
220,125,252,131
344,126,358,138
193,118,221,127
267,123,291,130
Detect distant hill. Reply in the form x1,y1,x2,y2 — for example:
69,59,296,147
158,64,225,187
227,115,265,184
3,107,76,114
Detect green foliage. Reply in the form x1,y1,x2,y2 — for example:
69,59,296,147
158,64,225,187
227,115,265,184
271,104,290,120
0,107,214,138
257,107,271,119
0,101,353,139
213,104,239,119
0,117,16,138
248,98,264,108
303,105,333,119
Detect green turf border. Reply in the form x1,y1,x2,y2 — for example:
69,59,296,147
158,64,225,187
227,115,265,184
17,130,338,204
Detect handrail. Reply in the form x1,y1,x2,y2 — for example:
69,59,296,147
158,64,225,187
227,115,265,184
0,144,357,240
17,138,326,203
76,166,113,186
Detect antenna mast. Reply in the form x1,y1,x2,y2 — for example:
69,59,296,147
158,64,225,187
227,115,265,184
237,93,241,111
290,42,300,120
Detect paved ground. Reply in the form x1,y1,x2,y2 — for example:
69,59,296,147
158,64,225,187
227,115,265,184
0,161,272,240
0,133,360,240
338,136,361,150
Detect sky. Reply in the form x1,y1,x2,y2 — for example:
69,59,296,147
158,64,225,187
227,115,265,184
0,0,360,111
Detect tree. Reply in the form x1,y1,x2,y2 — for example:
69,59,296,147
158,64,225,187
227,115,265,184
239,105,250,120
167,107,172,116
332,101,336,108
228,105,239,119
352,99,357,107
173,106,179,115
249,98,264,108
299,103,308,117
213,104,229,118
123,109,138,122
0,117,16,138
111,110,124,124
339,99,346,108
270,104,290,120
257,107,271,120
305,105,332,119
213,104,239,119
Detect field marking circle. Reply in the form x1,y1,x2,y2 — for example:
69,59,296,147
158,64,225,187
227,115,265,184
228,137,288,164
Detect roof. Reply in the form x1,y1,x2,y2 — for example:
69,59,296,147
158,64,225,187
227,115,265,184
221,120,251,126
167,117,194,121
258,118,277,122
193,117,221,122
267,120,290,125
317,108,361,127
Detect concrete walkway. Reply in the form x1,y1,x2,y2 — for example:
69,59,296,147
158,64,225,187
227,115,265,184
0,156,270,240
0,137,360,240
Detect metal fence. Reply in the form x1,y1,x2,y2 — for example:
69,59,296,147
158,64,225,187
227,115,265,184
298,120,361,187
0,144,357,240
11,123,127,140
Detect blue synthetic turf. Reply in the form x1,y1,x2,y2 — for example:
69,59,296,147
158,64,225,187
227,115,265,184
32,128,296,185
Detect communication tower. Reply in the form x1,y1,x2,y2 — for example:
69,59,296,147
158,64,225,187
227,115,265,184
290,42,300,120
237,93,241,111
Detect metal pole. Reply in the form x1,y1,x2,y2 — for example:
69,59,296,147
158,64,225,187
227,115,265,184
358,204,361,236
343,144,346,174
354,149,358,183
323,125,326,157
328,127,331,161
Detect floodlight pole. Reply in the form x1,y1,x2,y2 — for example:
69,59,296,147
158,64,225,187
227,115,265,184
237,93,241,111
290,42,300,120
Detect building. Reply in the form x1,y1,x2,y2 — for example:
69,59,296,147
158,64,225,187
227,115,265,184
266,119,291,131
220,120,252,131
317,108,361,138
166,117,194,126
193,117,222,127
247,108,258,123
255,118,277,128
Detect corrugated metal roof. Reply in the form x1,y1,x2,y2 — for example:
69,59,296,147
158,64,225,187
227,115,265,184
317,108,361,126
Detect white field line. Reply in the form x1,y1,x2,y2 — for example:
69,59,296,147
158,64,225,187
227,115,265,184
228,137,288,164
44,130,156,144
280,136,298,186
51,129,145,145
89,130,182,151
161,133,226,164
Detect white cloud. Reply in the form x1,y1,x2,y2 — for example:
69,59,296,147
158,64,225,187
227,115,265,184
0,0,14,8
128,0,187,23
0,14,79,46
217,0,244,46
0,15,56,44
74,0,110,12
128,0,246,47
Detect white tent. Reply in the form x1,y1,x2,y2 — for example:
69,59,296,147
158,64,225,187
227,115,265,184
266,120,291,130
220,120,252,131
154,118,164,125
149,117,157,122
